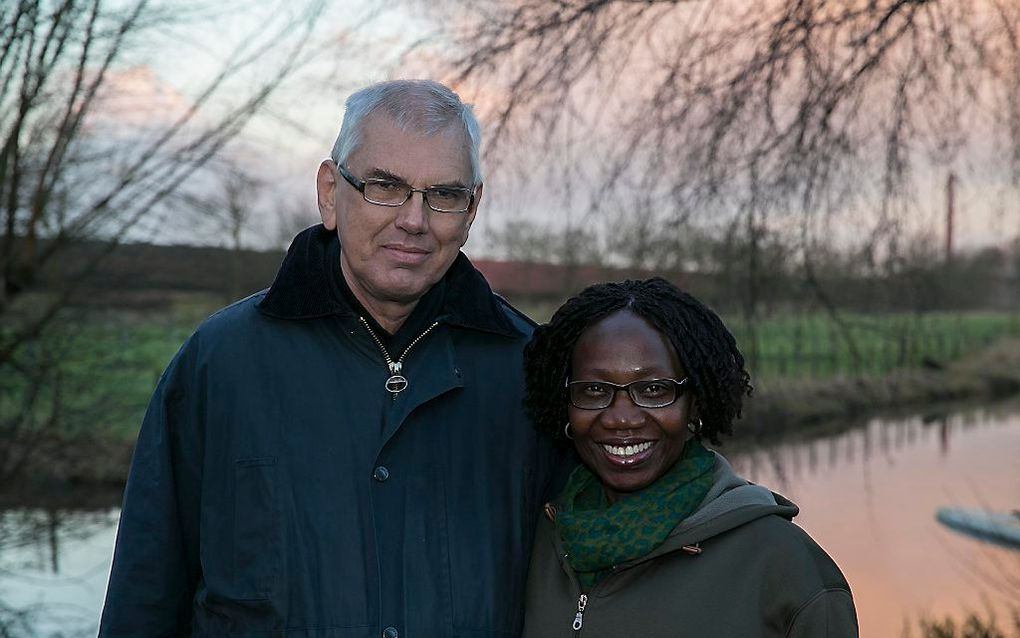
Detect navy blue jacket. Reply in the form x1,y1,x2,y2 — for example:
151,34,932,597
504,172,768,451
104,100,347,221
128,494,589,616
100,226,560,637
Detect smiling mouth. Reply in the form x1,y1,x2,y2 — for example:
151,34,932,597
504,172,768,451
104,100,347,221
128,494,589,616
385,245,429,254
600,441,655,458
383,245,431,264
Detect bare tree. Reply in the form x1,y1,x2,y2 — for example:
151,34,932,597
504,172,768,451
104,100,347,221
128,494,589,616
273,196,317,251
423,0,1020,368
438,0,1019,225
176,163,264,300
0,0,329,482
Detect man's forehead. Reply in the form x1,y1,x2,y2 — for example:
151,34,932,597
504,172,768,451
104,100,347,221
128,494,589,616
348,112,473,183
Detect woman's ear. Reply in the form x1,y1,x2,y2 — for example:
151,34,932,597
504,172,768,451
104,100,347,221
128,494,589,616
687,400,701,436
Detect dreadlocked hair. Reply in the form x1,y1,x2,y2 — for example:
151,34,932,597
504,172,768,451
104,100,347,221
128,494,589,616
523,278,752,446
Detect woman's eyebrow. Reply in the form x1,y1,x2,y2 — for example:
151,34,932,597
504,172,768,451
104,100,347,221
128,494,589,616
576,366,674,378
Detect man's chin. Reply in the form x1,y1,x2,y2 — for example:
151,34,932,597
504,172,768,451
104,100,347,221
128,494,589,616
375,274,437,304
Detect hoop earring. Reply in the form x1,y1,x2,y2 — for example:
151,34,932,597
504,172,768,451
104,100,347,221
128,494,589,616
563,422,574,440
687,419,703,435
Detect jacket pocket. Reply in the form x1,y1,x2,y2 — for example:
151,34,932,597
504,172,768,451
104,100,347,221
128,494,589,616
233,456,277,600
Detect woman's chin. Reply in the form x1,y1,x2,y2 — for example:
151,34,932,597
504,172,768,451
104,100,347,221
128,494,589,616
590,461,661,499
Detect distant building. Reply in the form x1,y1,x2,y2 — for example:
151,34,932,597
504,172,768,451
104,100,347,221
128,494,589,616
472,259,683,302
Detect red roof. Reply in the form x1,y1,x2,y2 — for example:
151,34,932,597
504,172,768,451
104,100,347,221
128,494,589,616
471,259,682,298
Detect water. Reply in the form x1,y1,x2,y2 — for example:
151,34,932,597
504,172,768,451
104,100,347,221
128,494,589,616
728,402,1020,636
0,505,119,637
1,402,1018,637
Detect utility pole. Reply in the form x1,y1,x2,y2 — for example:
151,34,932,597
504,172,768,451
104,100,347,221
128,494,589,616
945,172,956,263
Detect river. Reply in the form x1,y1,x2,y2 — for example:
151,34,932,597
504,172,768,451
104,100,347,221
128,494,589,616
1,401,1018,637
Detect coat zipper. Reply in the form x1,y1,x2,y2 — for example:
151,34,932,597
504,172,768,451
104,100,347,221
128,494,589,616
572,592,588,634
358,316,440,398
554,521,701,636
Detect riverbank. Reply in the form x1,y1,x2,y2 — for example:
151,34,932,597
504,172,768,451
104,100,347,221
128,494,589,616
5,338,1020,489
742,337,1020,438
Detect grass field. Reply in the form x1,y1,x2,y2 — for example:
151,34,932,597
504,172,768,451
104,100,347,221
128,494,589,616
3,308,1019,443
519,301,1020,381
2,311,196,444
729,311,1020,380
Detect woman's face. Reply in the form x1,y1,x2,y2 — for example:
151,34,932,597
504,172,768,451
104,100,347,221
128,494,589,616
568,309,693,503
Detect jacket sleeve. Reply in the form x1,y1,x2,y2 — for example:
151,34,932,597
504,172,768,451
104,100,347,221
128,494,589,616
787,588,859,638
98,338,205,637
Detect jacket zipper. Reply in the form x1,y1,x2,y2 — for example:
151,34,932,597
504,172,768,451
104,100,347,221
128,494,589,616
572,592,588,634
358,317,440,398
554,523,701,636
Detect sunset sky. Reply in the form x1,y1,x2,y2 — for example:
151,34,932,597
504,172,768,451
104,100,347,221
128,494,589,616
90,0,1019,258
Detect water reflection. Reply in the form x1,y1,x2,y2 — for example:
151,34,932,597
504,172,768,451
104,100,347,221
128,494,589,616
0,490,120,637
727,401,1020,637
730,403,1015,484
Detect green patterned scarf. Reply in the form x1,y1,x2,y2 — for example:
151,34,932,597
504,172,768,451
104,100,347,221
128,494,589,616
555,440,716,590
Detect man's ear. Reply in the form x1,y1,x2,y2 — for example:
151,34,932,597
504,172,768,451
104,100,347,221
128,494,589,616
461,182,483,246
316,160,338,231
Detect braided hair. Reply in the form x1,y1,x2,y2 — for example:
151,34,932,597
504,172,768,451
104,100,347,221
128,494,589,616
523,278,752,446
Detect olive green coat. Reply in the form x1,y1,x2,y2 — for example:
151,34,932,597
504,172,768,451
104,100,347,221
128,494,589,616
522,453,858,638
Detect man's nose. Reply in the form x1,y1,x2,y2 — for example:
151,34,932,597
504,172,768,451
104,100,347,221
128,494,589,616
394,190,429,234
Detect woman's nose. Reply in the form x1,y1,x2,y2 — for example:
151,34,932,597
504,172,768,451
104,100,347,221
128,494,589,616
599,389,645,429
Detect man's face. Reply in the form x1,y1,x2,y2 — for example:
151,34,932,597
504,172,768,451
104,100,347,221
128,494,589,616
316,112,481,308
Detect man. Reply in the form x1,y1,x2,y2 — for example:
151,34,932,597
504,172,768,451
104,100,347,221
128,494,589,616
100,80,559,637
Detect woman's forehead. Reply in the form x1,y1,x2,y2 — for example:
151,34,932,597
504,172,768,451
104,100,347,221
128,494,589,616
571,310,683,375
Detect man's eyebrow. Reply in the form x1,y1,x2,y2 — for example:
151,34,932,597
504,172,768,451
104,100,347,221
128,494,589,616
430,180,471,190
363,167,470,189
363,168,405,182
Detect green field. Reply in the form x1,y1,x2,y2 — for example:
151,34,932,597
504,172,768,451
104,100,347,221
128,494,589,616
3,309,1019,443
730,311,1020,380
2,312,196,444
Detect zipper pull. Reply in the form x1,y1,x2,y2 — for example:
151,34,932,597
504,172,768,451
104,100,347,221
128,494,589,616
384,361,408,395
572,593,588,631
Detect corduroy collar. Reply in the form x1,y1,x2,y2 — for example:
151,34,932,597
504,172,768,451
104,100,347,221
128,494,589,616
256,224,523,338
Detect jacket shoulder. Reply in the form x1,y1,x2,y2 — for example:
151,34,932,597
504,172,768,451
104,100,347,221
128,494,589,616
747,517,858,636
191,289,270,339
168,290,273,369
741,515,852,594
201,288,269,329
493,294,537,336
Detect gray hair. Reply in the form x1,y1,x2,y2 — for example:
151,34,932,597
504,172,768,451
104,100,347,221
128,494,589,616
330,79,483,185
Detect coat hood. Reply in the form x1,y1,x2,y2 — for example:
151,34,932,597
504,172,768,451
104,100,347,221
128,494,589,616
644,450,798,560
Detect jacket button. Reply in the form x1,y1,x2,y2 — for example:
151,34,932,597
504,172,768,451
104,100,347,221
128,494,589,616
373,466,390,482
382,627,398,638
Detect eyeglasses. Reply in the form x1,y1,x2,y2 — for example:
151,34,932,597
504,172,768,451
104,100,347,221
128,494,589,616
565,377,689,410
336,163,475,214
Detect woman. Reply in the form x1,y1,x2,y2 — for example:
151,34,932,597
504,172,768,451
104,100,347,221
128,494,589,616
522,278,858,637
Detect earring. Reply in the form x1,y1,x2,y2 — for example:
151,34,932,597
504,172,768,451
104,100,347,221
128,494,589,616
563,422,574,440
687,419,702,435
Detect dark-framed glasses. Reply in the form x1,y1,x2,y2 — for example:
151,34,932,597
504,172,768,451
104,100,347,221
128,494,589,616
565,377,688,410
336,163,474,213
